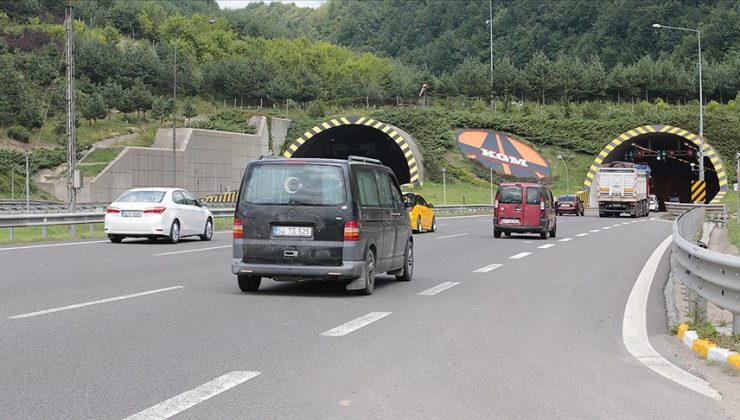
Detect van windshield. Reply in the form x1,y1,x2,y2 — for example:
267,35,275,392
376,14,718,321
243,164,346,206
498,186,522,204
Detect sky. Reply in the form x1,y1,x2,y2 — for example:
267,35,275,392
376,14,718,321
216,0,325,9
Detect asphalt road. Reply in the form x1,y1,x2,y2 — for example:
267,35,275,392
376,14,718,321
0,213,735,419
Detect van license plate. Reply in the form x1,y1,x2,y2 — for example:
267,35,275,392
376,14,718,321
273,226,312,237
501,218,519,224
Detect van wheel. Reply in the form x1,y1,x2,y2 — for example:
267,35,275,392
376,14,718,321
504,232,511,237
540,223,548,239
395,241,413,282
493,227,502,238
430,217,436,232
167,220,180,244
549,223,557,238
238,275,261,292
416,217,423,233
199,218,213,241
357,250,376,295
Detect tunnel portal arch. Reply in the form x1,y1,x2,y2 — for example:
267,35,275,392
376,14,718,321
583,124,729,205
282,117,423,185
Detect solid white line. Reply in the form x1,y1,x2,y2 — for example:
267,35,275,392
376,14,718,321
321,312,391,337
590,229,601,233
436,233,469,239
509,252,531,259
154,245,230,256
9,286,185,319
0,240,108,252
537,244,556,249
473,263,503,273
418,282,460,296
622,235,721,400
558,237,573,242
125,371,261,420
576,233,588,237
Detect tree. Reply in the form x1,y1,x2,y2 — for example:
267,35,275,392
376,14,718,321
7,126,30,143
183,97,196,123
448,57,488,98
492,56,518,105
118,89,137,121
580,55,607,100
523,52,550,105
101,81,123,122
150,96,173,123
128,79,153,120
81,93,107,125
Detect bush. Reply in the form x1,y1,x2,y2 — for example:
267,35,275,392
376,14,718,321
7,126,30,143
307,100,327,118
190,109,256,134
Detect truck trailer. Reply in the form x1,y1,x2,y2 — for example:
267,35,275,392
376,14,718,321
596,162,650,218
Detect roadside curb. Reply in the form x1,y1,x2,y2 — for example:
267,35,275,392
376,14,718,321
677,324,740,370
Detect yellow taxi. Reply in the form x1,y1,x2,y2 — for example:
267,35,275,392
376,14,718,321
404,192,437,233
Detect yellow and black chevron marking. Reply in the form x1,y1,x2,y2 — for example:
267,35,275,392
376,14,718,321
583,124,729,198
710,191,726,204
202,191,237,203
282,116,420,184
691,180,707,203
575,190,590,208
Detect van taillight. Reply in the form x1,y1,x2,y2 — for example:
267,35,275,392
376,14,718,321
233,218,244,239
143,207,166,214
540,200,545,210
106,207,120,214
494,199,499,209
344,220,359,241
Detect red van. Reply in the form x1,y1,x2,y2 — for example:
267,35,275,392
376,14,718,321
493,182,557,239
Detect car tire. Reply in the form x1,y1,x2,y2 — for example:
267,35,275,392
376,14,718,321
549,222,557,238
493,227,501,238
416,217,423,233
357,249,376,295
167,220,180,244
430,217,436,232
395,241,413,282
238,275,261,292
504,232,511,237
199,218,213,241
540,223,548,239
109,235,123,243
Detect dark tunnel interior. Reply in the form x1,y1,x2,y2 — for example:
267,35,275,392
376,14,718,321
290,125,412,184
603,133,719,205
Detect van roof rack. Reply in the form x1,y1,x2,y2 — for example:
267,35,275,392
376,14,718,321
348,155,382,165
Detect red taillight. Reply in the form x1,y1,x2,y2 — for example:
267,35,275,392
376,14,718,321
344,220,359,241
143,207,166,214
540,200,545,210
106,207,120,214
233,217,244,239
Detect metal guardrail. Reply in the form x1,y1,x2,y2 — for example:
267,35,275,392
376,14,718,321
671,207,740,334
665,202,728,217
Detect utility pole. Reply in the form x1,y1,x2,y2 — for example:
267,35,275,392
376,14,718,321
172,47,177,188
736,153,739,223
487,0,493,108
65,0,77,211
25,151,30,211
11,165,15,199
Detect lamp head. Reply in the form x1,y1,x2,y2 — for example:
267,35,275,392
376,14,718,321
652,23,662,28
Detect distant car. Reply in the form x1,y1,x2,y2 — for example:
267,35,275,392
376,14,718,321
649,194,659,212
555,194,585,216
104,188,213,244
494,182,557,239
405,192,437,233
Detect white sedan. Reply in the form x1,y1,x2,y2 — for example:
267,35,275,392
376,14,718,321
104,188,213,244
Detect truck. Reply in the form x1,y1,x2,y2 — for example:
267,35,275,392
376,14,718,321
596,161,650,218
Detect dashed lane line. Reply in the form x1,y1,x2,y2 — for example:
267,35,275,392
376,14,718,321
576,233,588,237
8,286,186,319
537,244,556,249
124,371,261,420
509,252,532,259
473,263,503,273
602,227,612,230
558,238,573,242
590,229,601,233
436,233,469,240
418,282,460,296
154,245,231,256
321,312,392,337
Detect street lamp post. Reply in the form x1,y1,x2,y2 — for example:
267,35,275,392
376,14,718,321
486,0,493,108
652,23,705,182
736,153,739,223
10,165,15,199
490,167,494,205
172,47,177,188
442,167,447,205
558,154,569,194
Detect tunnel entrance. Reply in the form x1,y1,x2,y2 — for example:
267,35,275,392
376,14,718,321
583,125,729,206
283,117,423,185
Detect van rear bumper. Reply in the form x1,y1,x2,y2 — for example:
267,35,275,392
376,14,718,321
494,219,547,233
231,258,364,280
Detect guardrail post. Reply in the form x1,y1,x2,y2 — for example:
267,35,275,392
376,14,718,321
733,314,740,335
89,223,94,238
42,225,47,239
9,226,13,242
70,225,76,238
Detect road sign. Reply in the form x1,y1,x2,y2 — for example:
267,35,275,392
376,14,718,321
691,180,706,203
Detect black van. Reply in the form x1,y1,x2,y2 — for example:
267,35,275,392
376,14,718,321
231,156,414,295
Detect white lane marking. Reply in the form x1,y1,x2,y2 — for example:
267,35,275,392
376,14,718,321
437,224,448,227
602,227,612,230
418,282,460,296
558,237,573,242
321,312,391,337
0,240,108,252
509,252,531,259
622,236,721,400
590,229,601,233
474,263,503,273
576,233,588,237
154,245,230,256
436,233,469,239
612,224,621,227
9,286,185,319
125,371,261,420
537,244,556,249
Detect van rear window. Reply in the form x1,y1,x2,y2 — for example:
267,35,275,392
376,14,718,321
498,186,522,204
242,164,345,205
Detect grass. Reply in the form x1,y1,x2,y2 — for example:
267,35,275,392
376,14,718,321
727,219,740,250
81,147,123,163
686,308,740,353
0,216,234,245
